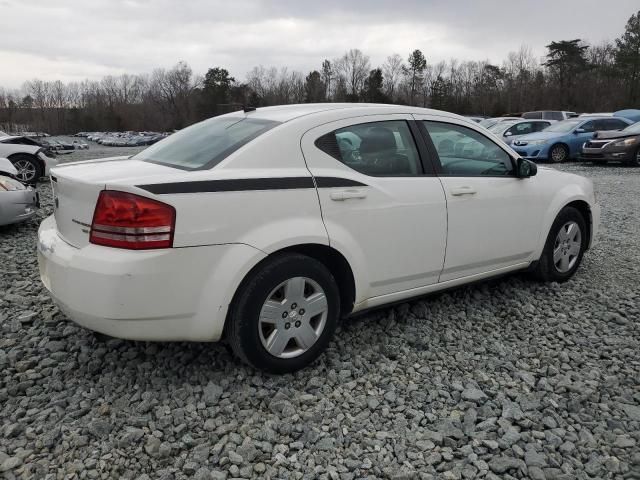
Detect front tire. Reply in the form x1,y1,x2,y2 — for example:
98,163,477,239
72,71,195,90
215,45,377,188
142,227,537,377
10,154,42,184
549,144,569,163
532,206,587,282
227,253,340,373
627,147,640,167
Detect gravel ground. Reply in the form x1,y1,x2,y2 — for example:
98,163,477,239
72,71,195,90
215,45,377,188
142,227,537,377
1,160,639,480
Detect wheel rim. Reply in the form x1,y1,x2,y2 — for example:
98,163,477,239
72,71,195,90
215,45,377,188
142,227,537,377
258,277,328,359
13,159,36,182
553,221,582,273
551,147,565,163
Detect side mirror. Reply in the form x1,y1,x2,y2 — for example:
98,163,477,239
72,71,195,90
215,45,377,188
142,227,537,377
574,128,586,134
515,158,537,178
504,131,513,137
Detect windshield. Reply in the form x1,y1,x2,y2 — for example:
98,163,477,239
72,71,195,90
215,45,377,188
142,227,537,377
134,116,280,170
623,121,640,134
544,120,582,133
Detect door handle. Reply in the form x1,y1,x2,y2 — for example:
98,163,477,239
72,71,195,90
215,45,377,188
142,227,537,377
330,189,367,201
450,186,477,196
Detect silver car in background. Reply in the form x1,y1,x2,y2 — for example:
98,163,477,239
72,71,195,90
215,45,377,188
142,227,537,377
0,158,39,226
488,119,554,145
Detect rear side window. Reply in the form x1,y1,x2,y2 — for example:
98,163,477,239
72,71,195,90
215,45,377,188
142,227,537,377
315,120,422,176
534,121,551,132
134,116,280,170
603,118,628,130
523,112,542,119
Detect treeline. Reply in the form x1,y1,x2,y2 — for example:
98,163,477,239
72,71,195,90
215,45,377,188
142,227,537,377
1,10,638,134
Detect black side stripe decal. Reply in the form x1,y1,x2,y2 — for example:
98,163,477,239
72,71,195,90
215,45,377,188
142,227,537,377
137,177,367,194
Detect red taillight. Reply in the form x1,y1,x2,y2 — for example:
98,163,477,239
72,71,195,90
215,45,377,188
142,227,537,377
90,190,176,250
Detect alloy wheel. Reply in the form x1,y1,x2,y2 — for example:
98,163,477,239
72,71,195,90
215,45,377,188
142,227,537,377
550,146,566,163
13,159,37,183
553,221,582,273
258,277,328,359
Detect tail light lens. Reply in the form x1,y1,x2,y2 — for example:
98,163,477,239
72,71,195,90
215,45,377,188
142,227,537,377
90,190,176,249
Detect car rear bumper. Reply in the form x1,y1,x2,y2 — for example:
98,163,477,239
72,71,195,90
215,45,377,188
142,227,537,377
0,188,39,226
37,215,266,342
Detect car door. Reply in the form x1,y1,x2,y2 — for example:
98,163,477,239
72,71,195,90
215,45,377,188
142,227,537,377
567,120,597,155
300,115,447,300
413,115,544,282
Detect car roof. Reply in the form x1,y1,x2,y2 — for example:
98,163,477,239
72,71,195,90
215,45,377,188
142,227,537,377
223,103,470,124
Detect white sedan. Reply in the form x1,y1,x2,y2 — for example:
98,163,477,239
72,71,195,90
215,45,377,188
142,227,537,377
0,138,58,184
37,104,599,373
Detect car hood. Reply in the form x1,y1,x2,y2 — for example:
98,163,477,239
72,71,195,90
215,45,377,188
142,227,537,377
593,130,639,140
515,131,565,143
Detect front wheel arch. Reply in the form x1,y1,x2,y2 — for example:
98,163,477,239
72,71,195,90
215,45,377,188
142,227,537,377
548,143,569,163
8,153,44,183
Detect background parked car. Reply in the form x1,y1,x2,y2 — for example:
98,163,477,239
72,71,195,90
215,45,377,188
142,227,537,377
512,117,632,162
0,139,58,183
581,121,640,166
478,117,521,129
522,111,578,120
0,157,39,226
488,119,553,145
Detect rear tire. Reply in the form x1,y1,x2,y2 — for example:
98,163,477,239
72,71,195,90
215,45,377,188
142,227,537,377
10,154,42,184
531,206,587,282
227,253,340,373
549,144,569,163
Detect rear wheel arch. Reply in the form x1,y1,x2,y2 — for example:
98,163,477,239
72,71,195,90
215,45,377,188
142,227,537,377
8,152,44,183
226,243,356,331
548,143,569,162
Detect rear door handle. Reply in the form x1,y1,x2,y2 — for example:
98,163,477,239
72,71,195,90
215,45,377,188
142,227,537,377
330,189,367,201
450,186,477,196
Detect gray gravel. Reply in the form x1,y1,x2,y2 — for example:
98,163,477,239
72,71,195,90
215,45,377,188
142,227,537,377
1,162,639,479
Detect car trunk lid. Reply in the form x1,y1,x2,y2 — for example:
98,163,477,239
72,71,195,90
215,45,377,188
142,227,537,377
51,157,179,248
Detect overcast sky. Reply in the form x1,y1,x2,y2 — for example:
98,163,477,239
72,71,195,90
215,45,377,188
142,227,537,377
0,0,637,88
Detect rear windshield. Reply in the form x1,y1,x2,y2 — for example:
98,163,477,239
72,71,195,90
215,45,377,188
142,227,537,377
623,121,640,134
134,116,280,170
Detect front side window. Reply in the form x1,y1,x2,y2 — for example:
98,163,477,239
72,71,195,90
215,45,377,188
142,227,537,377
507,122,534,136
534,121,551,132
580,121,596,132
134,116,280,170
315,120,422,176
423,121,513,177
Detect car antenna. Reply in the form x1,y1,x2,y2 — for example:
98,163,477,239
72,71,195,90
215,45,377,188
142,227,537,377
243,105,256,113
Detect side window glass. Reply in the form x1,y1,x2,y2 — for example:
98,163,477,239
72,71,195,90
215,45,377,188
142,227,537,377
315,120,422,177
423,121,514,177
581,121,595,132
605,119,627,130
514,122,533,135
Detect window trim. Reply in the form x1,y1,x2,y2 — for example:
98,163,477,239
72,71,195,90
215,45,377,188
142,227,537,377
417,119,518,179
313,119,437,178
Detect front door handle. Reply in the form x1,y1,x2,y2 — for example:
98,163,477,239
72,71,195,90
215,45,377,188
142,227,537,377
450,186,477,196
330,189,367,201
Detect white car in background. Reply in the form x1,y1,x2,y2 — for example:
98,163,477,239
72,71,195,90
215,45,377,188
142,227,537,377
0,138,58,184
488,119,555,145
38,104,599,373
0,157,39,226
